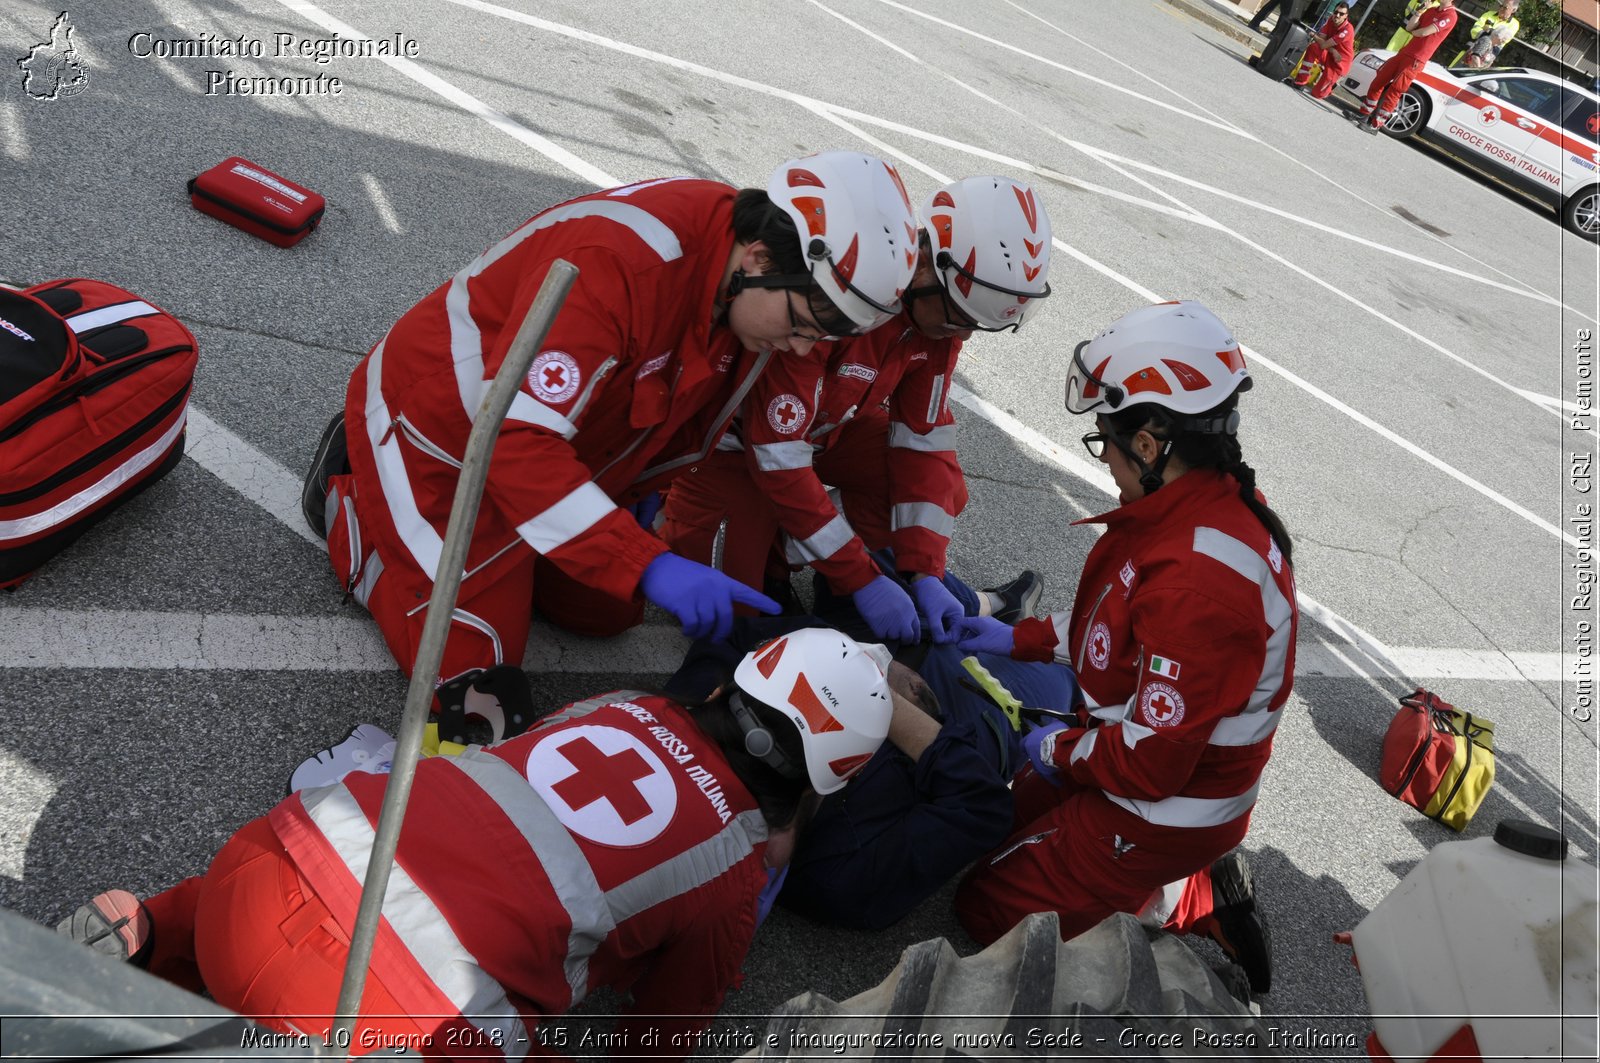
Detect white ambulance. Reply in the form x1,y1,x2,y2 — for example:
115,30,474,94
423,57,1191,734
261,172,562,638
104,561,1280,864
1341,54,1600,238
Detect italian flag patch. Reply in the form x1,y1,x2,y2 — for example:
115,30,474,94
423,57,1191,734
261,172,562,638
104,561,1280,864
1148,655,1180,680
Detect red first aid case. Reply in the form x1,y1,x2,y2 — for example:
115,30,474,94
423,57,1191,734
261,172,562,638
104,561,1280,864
187,156,325,247
0,279,198,588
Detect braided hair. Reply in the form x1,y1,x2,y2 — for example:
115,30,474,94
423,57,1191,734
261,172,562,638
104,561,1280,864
1105,394,1293,566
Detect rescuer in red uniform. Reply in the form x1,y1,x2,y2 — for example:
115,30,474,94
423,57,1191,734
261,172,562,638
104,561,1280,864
59,629,896,1059
949,301,1297,995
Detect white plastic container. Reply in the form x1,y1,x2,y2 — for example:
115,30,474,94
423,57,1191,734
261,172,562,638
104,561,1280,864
1351,820,1598,1062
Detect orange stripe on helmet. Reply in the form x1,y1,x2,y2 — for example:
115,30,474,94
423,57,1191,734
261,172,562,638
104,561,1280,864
828,752,872,780
754,637,789,679
1215,346,1247,373
835,235,860,283
787,168,825,188
790,673,844,734
1012,184,1039,231
1123,368,1173,397
792,196,828,237
1163,359,1213,391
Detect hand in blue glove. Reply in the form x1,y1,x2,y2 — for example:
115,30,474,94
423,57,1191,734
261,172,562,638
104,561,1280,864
953,615,1016,657
911,576,964,644
638,553,781,642
852,574,921,644
1023,720,1069,786
627,491,665,530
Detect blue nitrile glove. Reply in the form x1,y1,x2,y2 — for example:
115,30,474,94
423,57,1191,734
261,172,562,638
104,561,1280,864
911,576,964,644
953,615,1016,657
639,553,781,642
756,864,789,927
852,574,921,644
1023,720,1069,786
627,491,665,530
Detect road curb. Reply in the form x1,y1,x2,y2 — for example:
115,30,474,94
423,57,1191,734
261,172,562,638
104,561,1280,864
1160,0,1263,48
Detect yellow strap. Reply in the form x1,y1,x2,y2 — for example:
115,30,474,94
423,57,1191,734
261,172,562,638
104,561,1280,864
961,656,1023,732
421,721,468,758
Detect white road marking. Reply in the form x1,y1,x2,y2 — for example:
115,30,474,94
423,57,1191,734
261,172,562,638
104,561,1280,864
0,606,1566,681
0,751,55,880
268,0,619,188
0,99,29,161
859,0,1259,139
186,409,323,547
998,0,1575,317
360,173,404,234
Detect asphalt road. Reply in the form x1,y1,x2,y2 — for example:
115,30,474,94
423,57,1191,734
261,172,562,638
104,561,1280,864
1,0,1596,1056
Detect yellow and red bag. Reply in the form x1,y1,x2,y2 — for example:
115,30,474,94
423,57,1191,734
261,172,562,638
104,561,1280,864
1380,689,1495,831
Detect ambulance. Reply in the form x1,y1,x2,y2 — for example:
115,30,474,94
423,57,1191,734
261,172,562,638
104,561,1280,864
1341,54,1600,238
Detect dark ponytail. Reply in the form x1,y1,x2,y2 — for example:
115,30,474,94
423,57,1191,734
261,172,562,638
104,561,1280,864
1107,395,1293,565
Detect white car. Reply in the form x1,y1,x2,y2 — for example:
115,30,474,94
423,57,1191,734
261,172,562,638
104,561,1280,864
1339,53,1600,238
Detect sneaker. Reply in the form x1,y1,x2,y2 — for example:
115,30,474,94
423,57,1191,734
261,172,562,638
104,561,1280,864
1362,120,1383,135
288,723,396,793
1206,850,1272,994
300,411,349,541
984,570,1044,625
58,889,152,966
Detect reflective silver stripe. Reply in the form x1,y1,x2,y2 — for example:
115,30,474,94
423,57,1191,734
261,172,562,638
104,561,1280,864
714,432,743,452
450,608,504,667
926,373,947,423
790,513,856,562
506,393,577,440
888,422,957,453
1101,778,1261,828
752,441,815,472
353,550,384,608
542,691,651,728
0,410,186,542
364,340,446,581
635,351,774,484
516,482,617,555
300,785,528,1055
446,202,683,419
325,484,345,546
340,495,360,589
449,751,612,1007
566,355,617,424
1067,728,1097,764
605,810,767,923
891,501,955,539
65,300,157,333
1193,527,1294,747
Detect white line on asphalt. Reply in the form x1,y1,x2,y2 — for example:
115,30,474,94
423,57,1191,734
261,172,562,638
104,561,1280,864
857,0,1259,139
360,173,404,234
268,0,619,188
0,606,1567,681
0,98,29,161
186,409,324,547
997,0,1572,315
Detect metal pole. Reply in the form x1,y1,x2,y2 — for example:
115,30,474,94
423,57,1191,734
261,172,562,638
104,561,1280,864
1353,0,1382,36
325,259,579,1054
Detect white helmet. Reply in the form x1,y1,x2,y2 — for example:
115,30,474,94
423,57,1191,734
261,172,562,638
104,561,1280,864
1065,300,1251,425
766,152,919,335
921,176,1053,331
730,628,892,795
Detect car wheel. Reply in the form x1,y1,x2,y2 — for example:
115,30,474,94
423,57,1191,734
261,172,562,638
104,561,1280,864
1382,89,1429,138
1562,186,1600,240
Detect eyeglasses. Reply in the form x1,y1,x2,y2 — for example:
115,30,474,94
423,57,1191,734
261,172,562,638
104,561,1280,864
1081,431,1115,458
786,290,839,343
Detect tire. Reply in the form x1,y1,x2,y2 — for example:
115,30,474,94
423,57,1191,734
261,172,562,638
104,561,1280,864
1382,89,1429,139
748,912,1273,1059
1562,186,1600,240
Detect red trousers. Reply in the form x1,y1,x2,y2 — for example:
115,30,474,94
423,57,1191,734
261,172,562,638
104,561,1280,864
1361,52,1425,121
1292,44,1349,99
142,817,461,1056
326,473,643,683
954,770,1243,946
659,411,894,594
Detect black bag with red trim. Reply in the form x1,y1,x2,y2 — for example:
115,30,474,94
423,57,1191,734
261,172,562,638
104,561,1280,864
0,279,199,589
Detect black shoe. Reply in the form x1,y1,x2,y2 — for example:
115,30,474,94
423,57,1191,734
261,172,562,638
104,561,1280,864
1207,851,1272,995
984,570,1043,625
58,890,153,967
301,412,349,540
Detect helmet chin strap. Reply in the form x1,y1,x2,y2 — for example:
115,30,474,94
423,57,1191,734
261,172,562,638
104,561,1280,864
1132,436,1175,496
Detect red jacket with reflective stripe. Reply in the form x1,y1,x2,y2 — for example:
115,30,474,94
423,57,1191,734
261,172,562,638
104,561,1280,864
1398,5,1458,63
271,692,767,1057
1012,472,1297,830
344,179,763,604
736,318,965,592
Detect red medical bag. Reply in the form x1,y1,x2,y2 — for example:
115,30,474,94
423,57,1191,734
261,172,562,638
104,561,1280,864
0,279,199,588
187,156,325,247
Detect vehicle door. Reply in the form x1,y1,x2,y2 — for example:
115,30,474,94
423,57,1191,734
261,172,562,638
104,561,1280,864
1555,91,1600,195
1457,75,1571,195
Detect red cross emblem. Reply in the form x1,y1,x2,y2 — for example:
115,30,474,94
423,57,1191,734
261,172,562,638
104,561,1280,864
776,402,798,426
542,364,567,391
767,393,807,435
1587,113,1600,136
550,736,654,825
1139,681,1186,728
